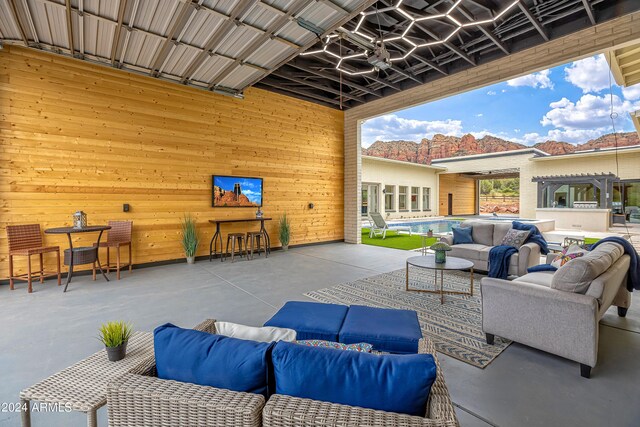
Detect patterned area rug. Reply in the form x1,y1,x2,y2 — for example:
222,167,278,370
305,268,511,368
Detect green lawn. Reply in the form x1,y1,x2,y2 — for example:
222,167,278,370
584,237,600,245
362,228,437,250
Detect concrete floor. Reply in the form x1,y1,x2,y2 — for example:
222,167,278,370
1,243,638,427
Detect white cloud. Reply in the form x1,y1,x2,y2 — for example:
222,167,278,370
507,69,554,89
622,85,640,101
501,89,507,93
487,90,497,96
361,114,463,147
476,113,483,117
541,94,638,130
564,54,611,93
513,128,521,133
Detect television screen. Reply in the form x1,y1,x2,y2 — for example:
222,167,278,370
212,176,263,207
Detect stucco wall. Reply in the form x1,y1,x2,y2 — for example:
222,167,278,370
361,157,440,219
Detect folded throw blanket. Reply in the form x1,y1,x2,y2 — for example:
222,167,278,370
527,264,558,273
590,237,639,292
488,245,518,280
512,221,548,255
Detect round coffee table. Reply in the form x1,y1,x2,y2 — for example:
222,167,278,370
406,255,474,304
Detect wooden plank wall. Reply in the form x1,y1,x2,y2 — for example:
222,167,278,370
0,46,344,280
438,174,477,215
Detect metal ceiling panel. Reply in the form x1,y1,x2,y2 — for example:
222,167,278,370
81,0,119,20
0,0,375,99
0,0,22,40
217,63,263,88
161,44,200,76
202,0,241,16
245,37,295,68
214,25,259,58
191,53,235,82
180,11,225,47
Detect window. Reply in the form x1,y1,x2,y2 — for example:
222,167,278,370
398,186,408,211
422,187,431,211
384,185,395,211
411,187,419,211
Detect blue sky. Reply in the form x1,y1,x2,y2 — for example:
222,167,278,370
361,54,640,147
214,176,262,204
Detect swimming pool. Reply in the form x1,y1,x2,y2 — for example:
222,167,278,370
388,220,462,234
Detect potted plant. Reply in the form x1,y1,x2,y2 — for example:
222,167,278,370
427,229,433,238
430,242,451,264
98,321,132,362
279,213,291,251
181,214,199,264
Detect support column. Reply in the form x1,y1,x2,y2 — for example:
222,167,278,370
344,113,361,244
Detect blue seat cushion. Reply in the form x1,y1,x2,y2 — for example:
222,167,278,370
452,226,474,244
272,341,437,416
339,305,422,354
263,301,349,341
154,323,273,397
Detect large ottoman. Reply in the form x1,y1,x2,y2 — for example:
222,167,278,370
264,301,422,354
264,301,348,341
340,305,422,354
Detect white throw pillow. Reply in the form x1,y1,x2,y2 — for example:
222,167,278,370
215,321,296,343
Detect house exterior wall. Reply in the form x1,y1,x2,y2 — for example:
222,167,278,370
361,157,440,220
344,11,640,243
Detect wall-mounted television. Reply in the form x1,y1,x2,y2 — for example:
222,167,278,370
212,175,263,207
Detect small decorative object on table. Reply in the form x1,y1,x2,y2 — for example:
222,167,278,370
73,210,87,229
430,242,451,263
427,229,433,238
180,214,199,264
279,212,290,251
98,321,132,362
256,207,263,218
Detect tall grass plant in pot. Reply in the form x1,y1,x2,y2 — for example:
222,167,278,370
279,213,291,251
181,214,199,264
98,321,132,362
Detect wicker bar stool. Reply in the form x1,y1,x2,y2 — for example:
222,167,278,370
246,231,264,260
92,221,132,280
6,224,61,293
226,233,246,262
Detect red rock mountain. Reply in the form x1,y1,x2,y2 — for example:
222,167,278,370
363,132,640,164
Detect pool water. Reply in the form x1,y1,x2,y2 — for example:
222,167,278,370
388,220,462,234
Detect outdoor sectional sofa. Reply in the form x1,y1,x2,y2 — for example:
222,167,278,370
107,319,459,427
440,221,540,277
481,241,632,378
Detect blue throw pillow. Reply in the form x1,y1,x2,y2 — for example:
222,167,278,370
154,323,273,397
452,226,473,244
271,341,437,416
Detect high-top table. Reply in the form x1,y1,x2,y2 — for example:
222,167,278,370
406,255,474,304
19,331,154,427
44,226,111,292
208,218,272,261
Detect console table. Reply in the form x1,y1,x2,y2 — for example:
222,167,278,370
208,218,272,261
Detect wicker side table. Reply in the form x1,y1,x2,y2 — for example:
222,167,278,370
19,331,154,427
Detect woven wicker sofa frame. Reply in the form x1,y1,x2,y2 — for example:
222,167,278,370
107,319,459,427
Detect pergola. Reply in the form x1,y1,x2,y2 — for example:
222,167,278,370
532,173,619,210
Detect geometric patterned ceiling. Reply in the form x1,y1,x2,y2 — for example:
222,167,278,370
1,0,639,110
256,0,640,108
